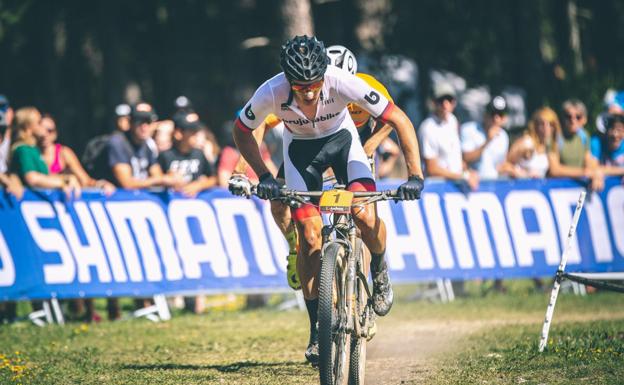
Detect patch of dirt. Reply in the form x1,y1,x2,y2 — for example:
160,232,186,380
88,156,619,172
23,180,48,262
365,309,624,385
365,317,482,385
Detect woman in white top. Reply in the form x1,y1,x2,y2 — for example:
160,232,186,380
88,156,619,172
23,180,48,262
506,107,561,178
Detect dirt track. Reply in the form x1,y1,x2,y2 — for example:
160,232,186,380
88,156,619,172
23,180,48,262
365,315,480,385
365,308,624,385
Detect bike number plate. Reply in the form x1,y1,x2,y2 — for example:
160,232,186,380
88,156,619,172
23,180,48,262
319,189,353,214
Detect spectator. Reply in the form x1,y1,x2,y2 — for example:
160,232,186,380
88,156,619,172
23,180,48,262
0,95,22,198
0,168,22,324
195,126,220,166
507,107,558,178
461,95,514,293
0,94,14,173
550,99,604,190
419,83,475,296
419,82,479,190
174,95,193,114
115,104,131,132
8,107,81,317
104,102,181,189
591,114,624,176
158,111,217,313
158,111,217,198
9,107,81,196
40,114,115,195
153,120,174,153
461,95,514,179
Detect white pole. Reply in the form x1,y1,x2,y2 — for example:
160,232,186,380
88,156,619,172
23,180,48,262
538,191,586,352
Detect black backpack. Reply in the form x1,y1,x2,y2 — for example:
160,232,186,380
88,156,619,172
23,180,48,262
82,132,134,181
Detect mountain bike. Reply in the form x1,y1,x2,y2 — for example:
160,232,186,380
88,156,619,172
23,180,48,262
255,185,400,385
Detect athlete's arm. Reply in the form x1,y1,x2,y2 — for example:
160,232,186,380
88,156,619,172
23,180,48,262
362,122,393,157
233,120,268,175
233,125,272,178
382,105,424,179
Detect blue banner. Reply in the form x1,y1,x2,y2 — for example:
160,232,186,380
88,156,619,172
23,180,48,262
0,178,623,300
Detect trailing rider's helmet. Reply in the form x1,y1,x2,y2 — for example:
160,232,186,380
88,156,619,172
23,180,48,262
326,45,358,75
280,35,328,82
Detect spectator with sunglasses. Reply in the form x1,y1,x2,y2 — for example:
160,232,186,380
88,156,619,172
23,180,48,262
549,99,604,191
39,114,115,196
591,114,624,176
461,95,514,179
419,82,479,190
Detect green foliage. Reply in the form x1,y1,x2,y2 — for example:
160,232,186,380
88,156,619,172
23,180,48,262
2,1,624,151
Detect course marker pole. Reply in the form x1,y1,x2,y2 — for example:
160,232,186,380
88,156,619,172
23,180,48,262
538,190,586,353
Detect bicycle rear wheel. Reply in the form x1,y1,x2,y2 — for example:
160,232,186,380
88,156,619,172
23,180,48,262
318,242,350,385
349,238,369,385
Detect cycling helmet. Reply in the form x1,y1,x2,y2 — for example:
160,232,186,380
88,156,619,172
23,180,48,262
280,35,328,82
326,45,358,75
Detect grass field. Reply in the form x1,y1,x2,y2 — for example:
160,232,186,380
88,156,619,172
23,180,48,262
1,281,623,385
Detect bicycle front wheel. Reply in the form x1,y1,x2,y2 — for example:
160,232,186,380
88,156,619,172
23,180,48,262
318,242,350,385
349,238,369,385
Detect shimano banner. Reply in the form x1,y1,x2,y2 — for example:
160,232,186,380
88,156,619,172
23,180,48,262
0,178,623,300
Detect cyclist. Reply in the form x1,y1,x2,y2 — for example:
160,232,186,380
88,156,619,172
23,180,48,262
231,45,399,292
231,35,424,365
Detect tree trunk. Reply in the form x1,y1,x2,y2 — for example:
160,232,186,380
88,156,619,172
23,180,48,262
280,0,314,40
355,0,391,52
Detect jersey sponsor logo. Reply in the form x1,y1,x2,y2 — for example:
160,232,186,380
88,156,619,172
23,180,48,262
282,111,341,126
321,97,335,106
364,91,380,105
244,104,256,120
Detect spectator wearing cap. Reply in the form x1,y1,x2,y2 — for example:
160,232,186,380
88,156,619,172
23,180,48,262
115,104,131,132
591,114,624,176
174,95,193,114
461,95,512,179
158,111,217,198
105,102,182,189
419,83,475,297
419,82,479,190
548,99,604,191
0,94,14,173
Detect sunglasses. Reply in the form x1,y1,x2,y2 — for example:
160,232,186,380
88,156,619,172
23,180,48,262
435,95,455,104
290,79,323,92
565,113,583,121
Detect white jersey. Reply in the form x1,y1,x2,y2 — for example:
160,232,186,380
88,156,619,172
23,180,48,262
419,114,463,174
236,66,393,140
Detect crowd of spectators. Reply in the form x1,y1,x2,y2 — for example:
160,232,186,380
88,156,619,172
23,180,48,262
0,85,623,322
417,86,624,293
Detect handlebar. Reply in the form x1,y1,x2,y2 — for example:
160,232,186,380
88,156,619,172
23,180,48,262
249,185,401,208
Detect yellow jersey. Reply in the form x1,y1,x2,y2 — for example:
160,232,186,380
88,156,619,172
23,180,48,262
348,73,393,128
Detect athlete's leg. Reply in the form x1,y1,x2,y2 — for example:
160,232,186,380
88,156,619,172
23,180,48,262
270,174,301,290
340,122,394,316
293,207,323,365
282,131,326,364
294,211,323,300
